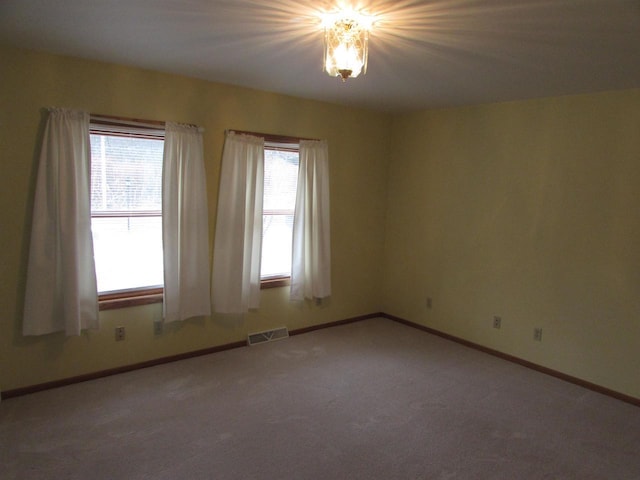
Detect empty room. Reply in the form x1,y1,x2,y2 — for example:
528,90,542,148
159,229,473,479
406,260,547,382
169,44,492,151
1,1,639,478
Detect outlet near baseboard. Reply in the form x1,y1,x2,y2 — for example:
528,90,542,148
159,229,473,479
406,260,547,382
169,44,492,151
534,327,543,342
115,326,125,341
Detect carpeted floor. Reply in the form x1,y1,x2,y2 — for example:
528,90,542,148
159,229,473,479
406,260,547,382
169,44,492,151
1,318,639,479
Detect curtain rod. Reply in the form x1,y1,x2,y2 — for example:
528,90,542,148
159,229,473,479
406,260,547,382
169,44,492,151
92,113,200,130
228,129,319,143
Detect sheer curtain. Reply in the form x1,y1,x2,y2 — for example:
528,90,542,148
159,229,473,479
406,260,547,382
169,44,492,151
211,132,264,314
23,108,99,336
162,122,211,323
290,139,332,302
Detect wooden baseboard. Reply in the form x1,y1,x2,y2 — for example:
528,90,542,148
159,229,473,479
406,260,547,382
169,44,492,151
3,312,638,408
1,341,248,399
289,312,383,336
1,312,383,400
381,313,640,408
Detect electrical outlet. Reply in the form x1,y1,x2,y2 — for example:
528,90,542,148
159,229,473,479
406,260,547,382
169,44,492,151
115,326,125,341
493,316,501,329
426,297,432,309
534,327,543,342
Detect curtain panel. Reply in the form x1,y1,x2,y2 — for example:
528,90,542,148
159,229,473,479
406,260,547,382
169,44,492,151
211,132,264,314
162,122,211,323
23,108,99,336
290,139,332,302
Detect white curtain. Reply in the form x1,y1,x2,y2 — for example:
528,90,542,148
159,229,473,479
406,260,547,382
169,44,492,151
162,122,211,323
23,108,99,336
211,132,264,314
290,139,332,302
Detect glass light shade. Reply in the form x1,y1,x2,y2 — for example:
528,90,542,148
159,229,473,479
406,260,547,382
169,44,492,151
324,17,369,81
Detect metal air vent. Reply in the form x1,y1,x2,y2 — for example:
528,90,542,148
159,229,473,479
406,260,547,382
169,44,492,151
247,326,289,346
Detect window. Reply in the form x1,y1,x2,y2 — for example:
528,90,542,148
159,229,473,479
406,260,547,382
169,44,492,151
89,119,165,305
261,142,299,286
212,130,329,312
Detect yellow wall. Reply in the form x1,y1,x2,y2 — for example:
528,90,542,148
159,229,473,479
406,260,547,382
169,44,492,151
2,44,639,400
384,89,640,398
0,45,390,392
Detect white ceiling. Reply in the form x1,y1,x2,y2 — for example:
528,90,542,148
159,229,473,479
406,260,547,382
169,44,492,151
1,0,639,113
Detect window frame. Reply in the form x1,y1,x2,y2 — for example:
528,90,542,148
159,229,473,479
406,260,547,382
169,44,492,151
89,115,166,310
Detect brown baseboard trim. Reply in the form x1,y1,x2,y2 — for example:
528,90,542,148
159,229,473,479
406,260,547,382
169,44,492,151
9,312,634,407
1,340,247,400
1,312,383,400
289,312,384,337
382,313,640,408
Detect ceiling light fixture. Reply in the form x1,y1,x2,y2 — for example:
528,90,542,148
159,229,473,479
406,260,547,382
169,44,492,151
322,10,373,82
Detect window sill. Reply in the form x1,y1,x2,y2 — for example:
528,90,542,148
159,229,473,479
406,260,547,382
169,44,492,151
261,277,290,289
98,279,288,309
99,288,163,311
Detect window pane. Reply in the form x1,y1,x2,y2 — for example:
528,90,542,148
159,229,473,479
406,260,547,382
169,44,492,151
261,214,294,278
91,216,164,293
90,134,163,213
263,149,299,211
89,132,164,293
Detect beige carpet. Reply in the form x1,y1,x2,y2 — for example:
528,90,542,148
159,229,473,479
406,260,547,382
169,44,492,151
1,318,639,479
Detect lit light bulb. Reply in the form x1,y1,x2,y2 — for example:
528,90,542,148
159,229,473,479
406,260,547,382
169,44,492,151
322,11,372,81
